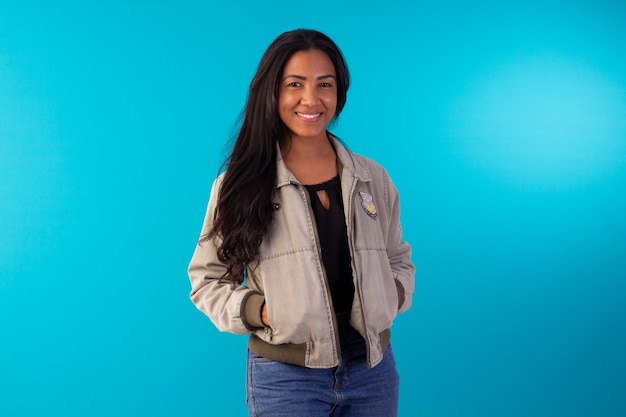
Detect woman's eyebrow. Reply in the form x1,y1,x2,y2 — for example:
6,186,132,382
282,74,337,81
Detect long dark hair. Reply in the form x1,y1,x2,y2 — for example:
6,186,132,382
204,29,351,281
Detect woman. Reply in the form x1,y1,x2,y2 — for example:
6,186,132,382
188,29,415,417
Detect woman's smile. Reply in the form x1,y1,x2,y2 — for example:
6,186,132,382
296,112,323,121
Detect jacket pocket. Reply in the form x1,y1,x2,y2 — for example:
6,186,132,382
252,250,335,346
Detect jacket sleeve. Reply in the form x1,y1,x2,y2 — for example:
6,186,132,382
188,177,266,334
384,171,415,313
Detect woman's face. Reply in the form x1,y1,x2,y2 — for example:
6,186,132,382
278,49,337,143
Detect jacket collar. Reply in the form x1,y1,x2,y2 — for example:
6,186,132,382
275,134,372,188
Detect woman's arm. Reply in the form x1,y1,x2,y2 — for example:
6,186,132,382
384,172,415,313
188,177,266,333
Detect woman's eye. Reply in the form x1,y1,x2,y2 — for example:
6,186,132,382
320,82,332,88
287,82,301,87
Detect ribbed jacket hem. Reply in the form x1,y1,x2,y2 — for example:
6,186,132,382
247,329,392,368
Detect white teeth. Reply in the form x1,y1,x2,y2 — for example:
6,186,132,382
297,113,321,119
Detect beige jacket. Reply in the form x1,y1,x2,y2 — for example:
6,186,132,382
188,138,415,368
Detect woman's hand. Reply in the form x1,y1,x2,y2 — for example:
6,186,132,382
261,302,270,326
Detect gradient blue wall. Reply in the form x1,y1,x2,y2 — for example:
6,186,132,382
1,1,625,416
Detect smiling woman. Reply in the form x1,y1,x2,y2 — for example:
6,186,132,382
187,29,415,417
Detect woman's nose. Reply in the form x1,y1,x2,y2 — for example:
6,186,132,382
300,85,318,105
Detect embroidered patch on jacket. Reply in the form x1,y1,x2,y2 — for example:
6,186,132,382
359,191,378,219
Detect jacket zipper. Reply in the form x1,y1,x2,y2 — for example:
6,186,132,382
346,177,374,368
297,183,342,365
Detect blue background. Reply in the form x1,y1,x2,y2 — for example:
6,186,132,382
1,1,625,416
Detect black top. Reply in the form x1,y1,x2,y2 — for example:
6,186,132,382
304,175,354,313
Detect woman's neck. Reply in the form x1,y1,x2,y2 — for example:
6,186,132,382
281,134,338,185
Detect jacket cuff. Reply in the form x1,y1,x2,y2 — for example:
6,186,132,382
241,292,266,330
395,279,405,311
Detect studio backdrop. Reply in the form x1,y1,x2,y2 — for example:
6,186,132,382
1,1,625,416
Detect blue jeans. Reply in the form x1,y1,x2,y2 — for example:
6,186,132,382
246,315,399,417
